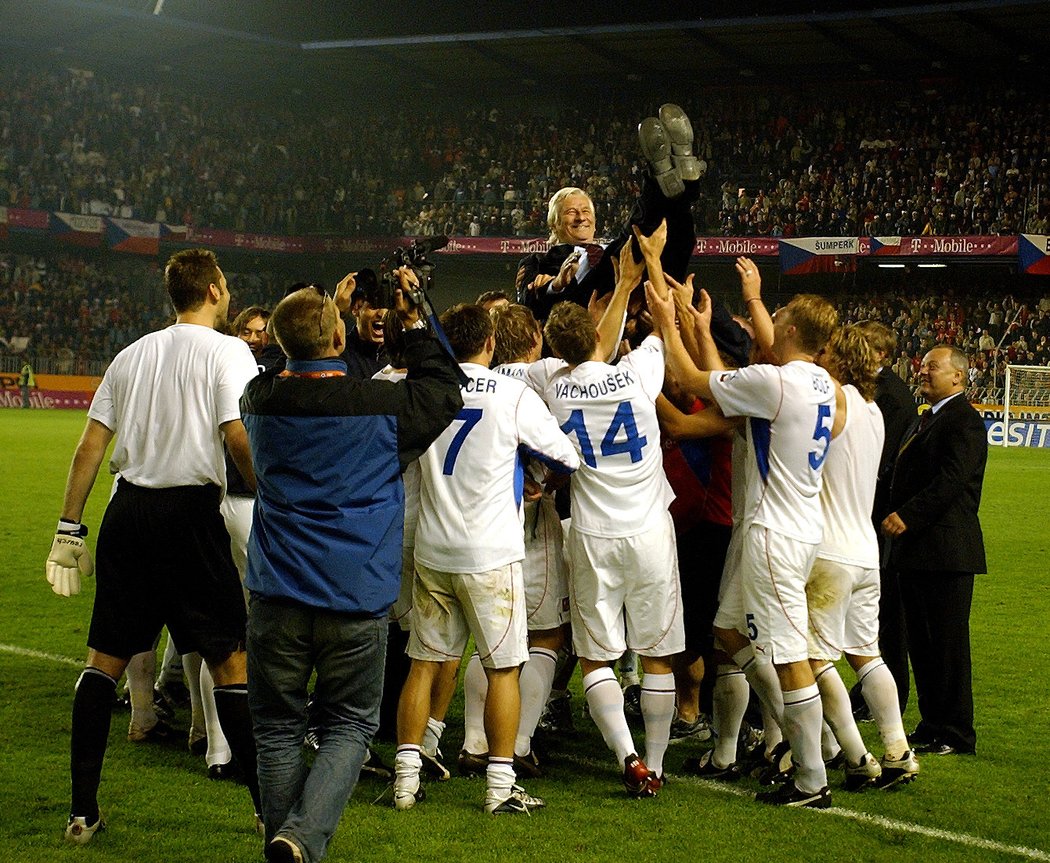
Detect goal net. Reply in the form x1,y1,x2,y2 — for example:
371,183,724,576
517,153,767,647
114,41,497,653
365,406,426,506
1002,365,1050,446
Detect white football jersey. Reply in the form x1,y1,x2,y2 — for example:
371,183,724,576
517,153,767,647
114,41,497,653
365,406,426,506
528,335,673,538
373,366,421,546
415,362,579,572
89,323,258,489
818,384,884,568
708,360,835,545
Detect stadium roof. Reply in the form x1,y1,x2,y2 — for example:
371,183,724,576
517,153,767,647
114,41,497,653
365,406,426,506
4,0,1049,103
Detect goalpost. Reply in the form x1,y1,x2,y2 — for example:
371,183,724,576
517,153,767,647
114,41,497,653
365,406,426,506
1002,364,1050,446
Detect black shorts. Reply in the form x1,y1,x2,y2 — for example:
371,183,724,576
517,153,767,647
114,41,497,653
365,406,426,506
677,520,732,655
87,480,246,664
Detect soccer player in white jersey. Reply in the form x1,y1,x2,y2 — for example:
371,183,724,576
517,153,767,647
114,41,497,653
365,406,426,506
396,303,579,815
655,262,791,782
373,311,458,783
810,325,919,789
648,282,839,808
528,225,684,797
456,303,571,778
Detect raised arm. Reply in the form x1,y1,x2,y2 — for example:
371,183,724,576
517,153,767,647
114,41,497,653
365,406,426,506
596,236,646,361
736,257,773,357
635,219,669,301
645,280,715,400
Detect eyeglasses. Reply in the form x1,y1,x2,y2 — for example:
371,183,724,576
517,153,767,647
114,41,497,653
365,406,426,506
311,284,333,339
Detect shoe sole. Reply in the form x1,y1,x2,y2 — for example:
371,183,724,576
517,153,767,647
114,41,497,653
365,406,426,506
638,118,685,199
658,103,701,181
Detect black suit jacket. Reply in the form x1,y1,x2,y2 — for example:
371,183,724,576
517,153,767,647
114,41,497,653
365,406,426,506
872,367,917,522
888,392,988,573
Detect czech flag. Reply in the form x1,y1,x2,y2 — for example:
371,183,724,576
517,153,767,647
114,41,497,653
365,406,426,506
1019,234,1050,275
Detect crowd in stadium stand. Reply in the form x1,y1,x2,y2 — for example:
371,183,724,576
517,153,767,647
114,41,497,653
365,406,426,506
2,66,1047,240
3,251,1049,382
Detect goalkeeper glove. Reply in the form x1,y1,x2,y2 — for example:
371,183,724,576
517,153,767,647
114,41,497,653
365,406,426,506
46,520,93,597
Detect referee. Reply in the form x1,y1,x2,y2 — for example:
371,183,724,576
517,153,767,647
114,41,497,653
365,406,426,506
45,248,263,844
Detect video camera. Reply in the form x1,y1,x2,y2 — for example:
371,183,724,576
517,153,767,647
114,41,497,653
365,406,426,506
366,235,449,310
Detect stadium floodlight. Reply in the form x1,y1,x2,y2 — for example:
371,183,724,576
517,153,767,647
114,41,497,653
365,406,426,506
1002,364,1050,447
876,263,906,268
916,263,947,268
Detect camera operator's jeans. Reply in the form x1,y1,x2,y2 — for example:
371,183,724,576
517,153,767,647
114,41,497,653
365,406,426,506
247,595,387,862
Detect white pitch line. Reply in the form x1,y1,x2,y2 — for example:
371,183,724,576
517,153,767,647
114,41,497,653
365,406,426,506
0,642,82,667
563,752,1050,862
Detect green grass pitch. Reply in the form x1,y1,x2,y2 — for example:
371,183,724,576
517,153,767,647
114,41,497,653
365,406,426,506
1,408,1048,862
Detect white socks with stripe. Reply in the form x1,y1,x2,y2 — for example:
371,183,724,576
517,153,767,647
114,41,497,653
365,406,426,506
640,672,675,778
516,647,558,758
782,683,828,794
858,658,909,759
583,666,635,765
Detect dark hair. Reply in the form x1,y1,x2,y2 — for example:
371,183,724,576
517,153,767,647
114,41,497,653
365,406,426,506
230,306,270,337
439,304,493,363
476,290,511,310
164,248,221,313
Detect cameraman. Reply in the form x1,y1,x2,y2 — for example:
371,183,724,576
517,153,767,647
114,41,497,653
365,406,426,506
341,269,390,379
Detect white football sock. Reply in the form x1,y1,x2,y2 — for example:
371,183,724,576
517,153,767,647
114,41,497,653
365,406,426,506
156,633,183,689
125,650,158,732
515,647,558,757
198,658,230,766
640,671,675,777
712,665,749,767
761,701,784,756
858,658,909,758
815,664,865,763
423,716,446,758
782,684,827,794
486,757,515,800
462,653,488,755
734,645,784,727
394,745,422,794
583,666,636,765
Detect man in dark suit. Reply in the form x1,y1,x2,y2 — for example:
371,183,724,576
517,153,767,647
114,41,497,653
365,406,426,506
882,345,987,755
851,321,916,716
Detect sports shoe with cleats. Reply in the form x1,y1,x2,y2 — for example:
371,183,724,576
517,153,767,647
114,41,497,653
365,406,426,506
683,749,742,781
537,691,575,734
361,746,394,780
843,751,882,791
876,750,919,789
128,718,177,744
484,784,546,815
658,103,701,181
756,781,832,809
622,683,642,719
623,753,655,798
420,747,451,782
457,749,488,777
65,814,105,845
638,117,685,199
755,740,794,786
669,713,712,744
514,749,543,779
393,775,425,811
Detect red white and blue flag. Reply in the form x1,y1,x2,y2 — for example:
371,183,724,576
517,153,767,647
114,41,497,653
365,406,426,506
779,237,860,274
